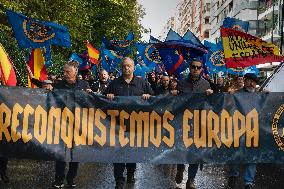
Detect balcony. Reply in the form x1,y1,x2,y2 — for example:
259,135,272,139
204,10,210,18
261,29,281,42
202,24,210,33
258,4,279,21
213,1,258,18
259,0,279,15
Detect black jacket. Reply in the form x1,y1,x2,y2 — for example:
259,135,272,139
90,80,110,94
154,86,170,95
104,76,153,96
53,79,90,90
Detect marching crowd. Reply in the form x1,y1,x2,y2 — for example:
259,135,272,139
0,57,263,189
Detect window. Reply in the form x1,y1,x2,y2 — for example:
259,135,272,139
205,18,209,24
204,31,209,38
229,1,233,12
206,3,210,12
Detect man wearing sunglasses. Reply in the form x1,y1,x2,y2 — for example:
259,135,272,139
175,59,213,189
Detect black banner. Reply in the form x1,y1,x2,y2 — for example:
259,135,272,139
0,87,284,163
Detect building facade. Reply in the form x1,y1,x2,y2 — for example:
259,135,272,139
257,0,281,45
210,0,259,41
257,0,282,77
158,16,178,41
176,0,211,41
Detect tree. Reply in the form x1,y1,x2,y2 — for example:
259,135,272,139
0,0,146,85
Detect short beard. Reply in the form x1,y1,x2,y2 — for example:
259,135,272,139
191,74,200,80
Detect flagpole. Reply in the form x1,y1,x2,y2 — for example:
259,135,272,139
149,28,152,43
280,0,284,55
272,0,275,43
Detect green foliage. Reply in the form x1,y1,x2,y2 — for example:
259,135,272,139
0,0,146,85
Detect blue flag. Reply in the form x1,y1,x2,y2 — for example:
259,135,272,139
158,48,192,77
203,40,259,76
183,30,207,49
102,31,134,56
126,31,134,41
100,45,122,72
157,29,208,52
6,9,71,49
150,29,208,77
134,64,150,78
223,17,249,32
204,40,227,76
135,42,161,69
165,29,182,41
155,63,167,73
41,46,52,67
69,53,89,70
149,36,161,43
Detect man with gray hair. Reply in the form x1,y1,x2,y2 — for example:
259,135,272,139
105,57,153,189
44,61,91,188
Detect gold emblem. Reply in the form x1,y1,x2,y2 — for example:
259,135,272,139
210,50,225,66
272,104,284,151
231,25,245,32
230,67,244,72
145,45,161,64
110,39,131,48
23,19,55,43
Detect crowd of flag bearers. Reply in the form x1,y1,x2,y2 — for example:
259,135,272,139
0,8,282,189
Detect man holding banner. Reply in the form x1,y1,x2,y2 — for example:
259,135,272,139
45,61,91,188
228,73,259,189
105,57,153,189
175,59,212,189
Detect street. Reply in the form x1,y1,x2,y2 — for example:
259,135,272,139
0,160,284,189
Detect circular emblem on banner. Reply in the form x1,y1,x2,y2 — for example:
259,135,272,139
230,67,244,72
210,50,225,66
272,104,284,152
232,25,245,32
110,40,131,48
145,45,161,64
23,19,55,43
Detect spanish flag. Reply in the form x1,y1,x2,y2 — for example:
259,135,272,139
27,48,47,88
0,43,17,86
86,43,99,65
221,27,284,68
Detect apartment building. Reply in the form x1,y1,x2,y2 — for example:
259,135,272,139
210,0,258,41
176,0,211,41
158,16,178,40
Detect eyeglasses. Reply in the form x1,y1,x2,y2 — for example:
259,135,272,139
190,65,202,70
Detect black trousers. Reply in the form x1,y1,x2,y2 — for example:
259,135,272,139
55,161,79,182
113,163,136,182
0,157,8,173
177,164,199,180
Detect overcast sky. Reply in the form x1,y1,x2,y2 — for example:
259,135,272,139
138,0,180,42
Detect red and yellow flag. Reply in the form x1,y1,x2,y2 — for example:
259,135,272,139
0,43,17,86
27,48,47,88
221,27,284,68
86,43,99,65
